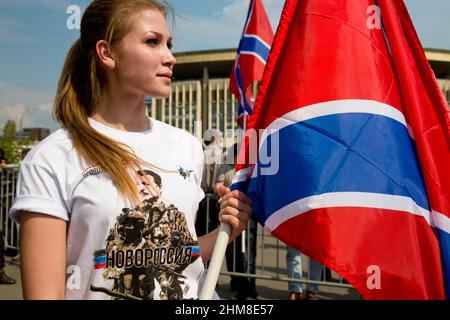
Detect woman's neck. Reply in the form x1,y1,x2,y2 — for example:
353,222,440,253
91,88,151,132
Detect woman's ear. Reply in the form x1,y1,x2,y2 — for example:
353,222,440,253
95,40,117,70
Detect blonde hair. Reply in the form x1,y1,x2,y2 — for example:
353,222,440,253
54,0,171,204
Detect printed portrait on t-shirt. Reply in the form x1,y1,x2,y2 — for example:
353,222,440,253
90,169,200,300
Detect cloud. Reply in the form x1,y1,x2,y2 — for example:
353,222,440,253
173,0,284,52
0,81,59,133
1,103,26,126
219,0,284,31
219,1,248,23
0,0,79,43
38,102,53,113
172,0,450,52
0,18,37,43
173,14,242,51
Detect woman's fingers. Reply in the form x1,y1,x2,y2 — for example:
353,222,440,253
219,197,252,215
216,184,231,198
219,189,252,206
218,190,253,241
219,206,251,221
219,211,249,239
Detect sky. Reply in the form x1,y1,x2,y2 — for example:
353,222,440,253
1,0,450,134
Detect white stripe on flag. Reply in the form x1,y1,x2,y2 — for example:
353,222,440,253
258,99,410,154
232,166,254,185
431,210,450,234
250,99,411,180
243,34,272,50
264,192,432,232
239,50,267,65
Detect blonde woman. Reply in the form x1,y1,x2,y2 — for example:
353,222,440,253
9,0,252,300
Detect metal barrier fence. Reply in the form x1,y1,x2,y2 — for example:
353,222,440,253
1,166,353,292
200,194,354,292
0,165,20,250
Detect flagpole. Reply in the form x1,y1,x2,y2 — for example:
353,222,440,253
200,0,274,300
199,223,231,300
200,111,250,300
241,113,247,254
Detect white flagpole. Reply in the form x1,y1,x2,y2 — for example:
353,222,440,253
200,110,249,300
199,223,231,300
240,113,247,254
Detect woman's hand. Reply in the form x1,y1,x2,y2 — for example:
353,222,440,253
216,184,253,242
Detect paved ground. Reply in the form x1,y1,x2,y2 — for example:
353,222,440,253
0,229,360,300
215,229,360,300
0,255,21,300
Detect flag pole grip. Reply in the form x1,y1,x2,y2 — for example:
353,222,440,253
199,222,231,300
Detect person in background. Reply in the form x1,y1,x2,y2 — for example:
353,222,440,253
286,246,323,300
0,229,16,285
195,129,223,236
216,143,258,300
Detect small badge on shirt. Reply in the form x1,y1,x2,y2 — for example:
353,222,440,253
82,164,103,178
178,166,194,180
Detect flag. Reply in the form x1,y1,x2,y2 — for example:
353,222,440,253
93,250,107,270
232,0,449,299
182,245,201,257
378,0,450,297
229,0,274,127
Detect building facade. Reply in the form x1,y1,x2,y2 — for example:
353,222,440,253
18,127,50,141
147,48,450,149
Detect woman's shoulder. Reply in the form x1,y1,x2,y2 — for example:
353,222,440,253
22,128,75,165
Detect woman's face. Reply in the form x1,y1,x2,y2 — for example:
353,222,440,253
110,9,176,99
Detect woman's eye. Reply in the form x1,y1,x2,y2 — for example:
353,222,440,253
167,43,173,51
146,39,159,46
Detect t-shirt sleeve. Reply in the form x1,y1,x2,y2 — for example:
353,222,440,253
9,161,69,223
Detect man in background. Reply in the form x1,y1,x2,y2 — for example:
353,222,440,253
195,129,223,237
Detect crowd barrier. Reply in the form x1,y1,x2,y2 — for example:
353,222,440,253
1,167,353,293
0,166,20,251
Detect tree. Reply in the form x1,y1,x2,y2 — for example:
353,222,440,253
0,120,17,163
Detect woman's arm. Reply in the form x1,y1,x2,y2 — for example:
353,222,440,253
198,185,252,262
198,228,220,262
19,212,67,300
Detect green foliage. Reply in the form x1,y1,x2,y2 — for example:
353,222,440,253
0,120,17,163
0,120,35,163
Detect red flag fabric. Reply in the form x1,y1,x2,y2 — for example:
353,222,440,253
229,0,274,127
232,0,448,299
378,0,450,297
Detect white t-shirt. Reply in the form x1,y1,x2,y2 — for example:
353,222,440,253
9,118,216,300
